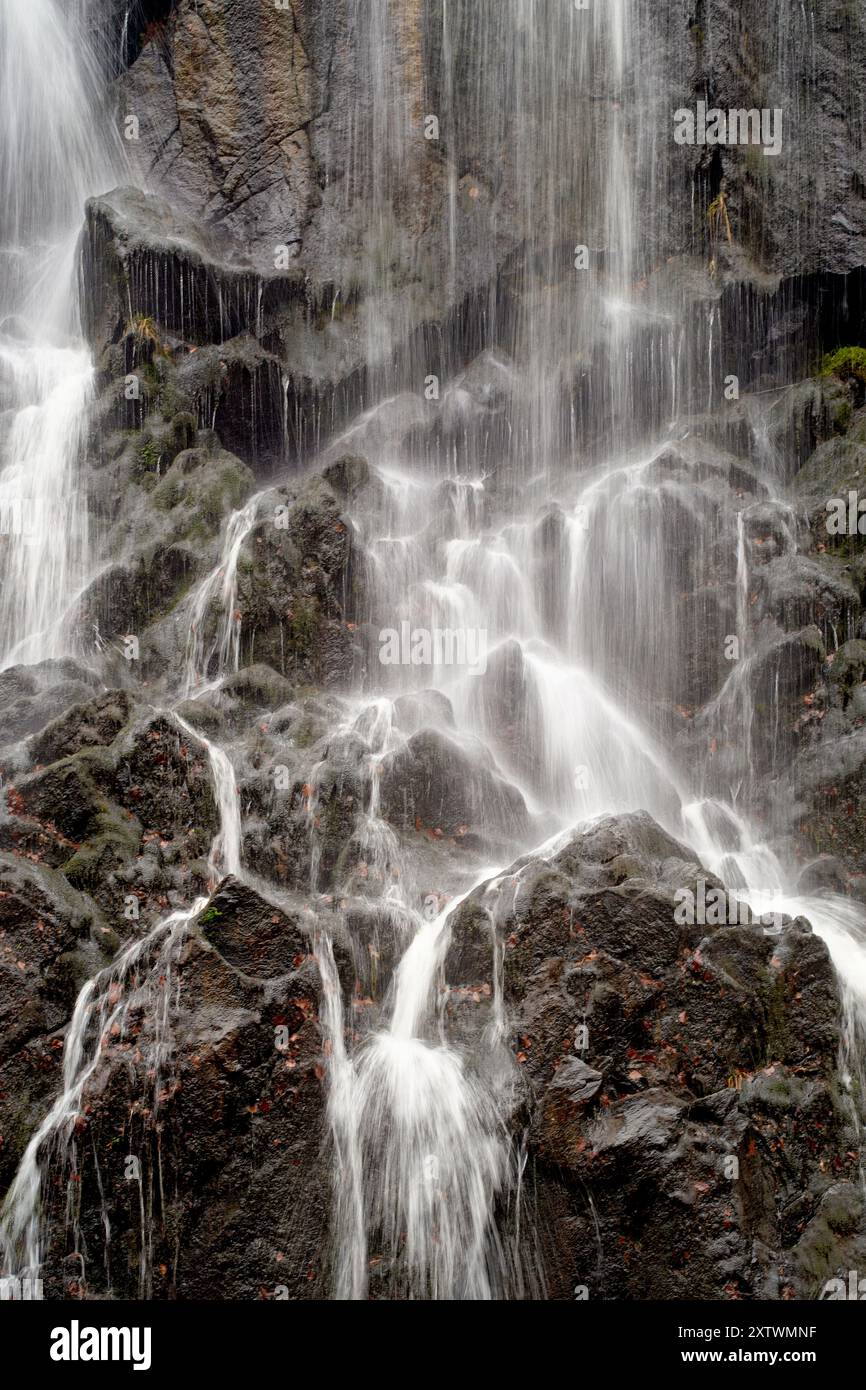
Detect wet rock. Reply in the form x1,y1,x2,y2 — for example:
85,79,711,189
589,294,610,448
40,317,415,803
82,187,304,351
266,693,345,748
12,749,117,843
114,0,319,275
27,690,137,767
239,725,361,897
392,688,455,734
184,338,288,466
242,786,314,896
378,728,529,844
35,881,332,1300
219,664,294,713
148,446,254,535
338,898,415,1005
72,549,197,647
200,876,309,980
445,811,855,1299
73,441,255,669
753,626,826,713
321,453,371,502
756,401,866,875
0,855,104,1187
5,708,219,928
0,661,102,748
797,854,850,895
829,639,866,704
773,727,866,875
232,477,358,686
172,698,226,739
80,187,309,472
758,555,860,649
112,713,219,840
676,584,735,709
706,626,828,779
793,432,866,535
0,855,101,1063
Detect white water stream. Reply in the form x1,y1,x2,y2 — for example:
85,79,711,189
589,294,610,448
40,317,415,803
0,0,120,668
0,717,242,1290
0,0,864,1305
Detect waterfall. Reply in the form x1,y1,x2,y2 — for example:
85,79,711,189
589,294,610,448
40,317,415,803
318,900,518,1300
305,0,866,1297
0,0,120,668
1,0,865,1305
0,720,242,1290
183,495,263,697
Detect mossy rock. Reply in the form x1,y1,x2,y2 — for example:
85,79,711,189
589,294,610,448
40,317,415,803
793,1183,866,1293
62,809,141,892
150,446,254,535
173,699,226,737
820,346,866,385
321,454,370,500
829,639,866,697
821,1182,864,1237
28,690,137,767
220,664,294,710
13,749,116,842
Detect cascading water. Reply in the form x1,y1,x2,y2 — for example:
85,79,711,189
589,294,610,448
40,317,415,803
319,871,520,1300
184,495,263,697
303,675,528,1297
0,0,120,668
304,0,866,1297
1,0,865,1305
0,717,243,1292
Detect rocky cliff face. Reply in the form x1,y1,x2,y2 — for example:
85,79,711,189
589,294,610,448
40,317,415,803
32,875,333,1300
447,813,864,1299
2,0,866,1302
3,763,863,1297
116,1,866,282
88,2,866,499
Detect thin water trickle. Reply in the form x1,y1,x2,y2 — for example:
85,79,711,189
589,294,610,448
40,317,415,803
0,719,242,1289
183,495,263,697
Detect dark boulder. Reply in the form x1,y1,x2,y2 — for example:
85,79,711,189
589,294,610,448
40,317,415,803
0,856,104,1189
232,478,359,686
444,811,858,1299
0,661,102,749
34,881,333,1300
28,690,137,767
378,727,529,845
